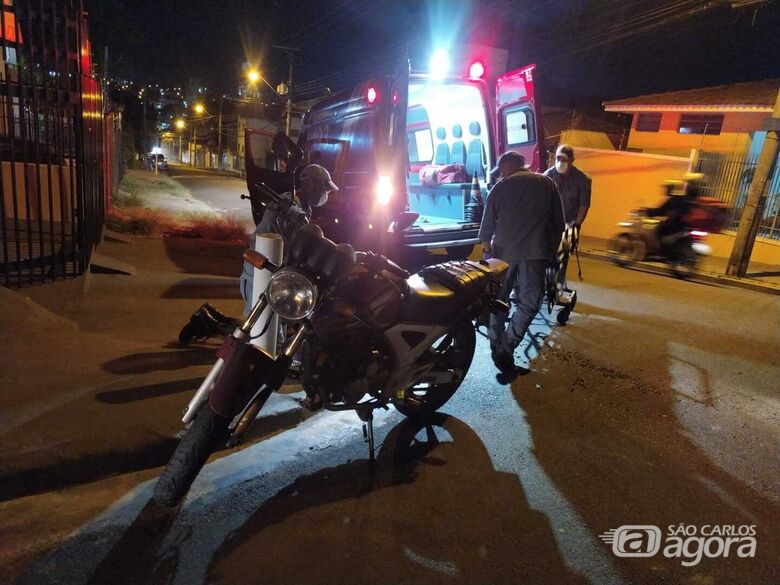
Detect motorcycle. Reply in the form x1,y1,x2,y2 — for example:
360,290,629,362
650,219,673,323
608,209,711,278
153,133,510,507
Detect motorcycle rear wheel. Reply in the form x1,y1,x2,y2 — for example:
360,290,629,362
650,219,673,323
395,324,476,419
153,406,230,507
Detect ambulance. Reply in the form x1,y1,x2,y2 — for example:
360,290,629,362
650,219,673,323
246,57,546,258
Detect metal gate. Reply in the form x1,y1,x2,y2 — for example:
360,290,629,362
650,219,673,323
0,0,108,286
696,150,780,241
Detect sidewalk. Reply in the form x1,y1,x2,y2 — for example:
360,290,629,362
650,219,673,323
0,231,306,501
577,235,780,295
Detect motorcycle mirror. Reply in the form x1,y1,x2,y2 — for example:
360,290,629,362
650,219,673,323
272,132,304,172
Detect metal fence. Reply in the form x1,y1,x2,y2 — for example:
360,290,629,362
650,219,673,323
696,150,780,240
0,0,114,286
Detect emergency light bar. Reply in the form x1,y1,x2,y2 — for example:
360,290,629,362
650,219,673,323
468,61,486,79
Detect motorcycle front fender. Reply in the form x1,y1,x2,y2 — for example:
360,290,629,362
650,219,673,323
208,342,290,419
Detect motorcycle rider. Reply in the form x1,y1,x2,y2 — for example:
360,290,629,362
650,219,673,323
645,173,703,259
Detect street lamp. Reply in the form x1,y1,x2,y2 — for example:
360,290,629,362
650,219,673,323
174,118,186,162
193,103,205,115
247,69,261,84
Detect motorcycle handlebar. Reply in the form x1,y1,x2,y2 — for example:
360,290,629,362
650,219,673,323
356,251,410,281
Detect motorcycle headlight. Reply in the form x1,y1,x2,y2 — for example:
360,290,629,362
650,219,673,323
266,269,317,321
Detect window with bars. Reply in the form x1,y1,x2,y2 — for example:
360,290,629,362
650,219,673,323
678,114,724,135
635,112,662,132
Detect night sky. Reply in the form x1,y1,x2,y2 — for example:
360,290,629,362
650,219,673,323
86,0,779,105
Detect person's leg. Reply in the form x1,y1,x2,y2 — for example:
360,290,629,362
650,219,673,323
504,259,547,353
489,262,518,353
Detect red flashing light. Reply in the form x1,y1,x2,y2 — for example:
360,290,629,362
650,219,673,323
468,61,486,79
367,86,378,104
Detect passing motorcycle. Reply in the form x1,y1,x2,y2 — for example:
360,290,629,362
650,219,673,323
153,134,509,508
608,209,711,278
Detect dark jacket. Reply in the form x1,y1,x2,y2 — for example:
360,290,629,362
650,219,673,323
478,170,565,262
543,166,591,225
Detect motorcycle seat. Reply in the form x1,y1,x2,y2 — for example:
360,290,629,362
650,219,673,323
400,274,458,324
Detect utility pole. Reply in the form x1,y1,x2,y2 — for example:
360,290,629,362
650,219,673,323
142,92,148,156
216,96,223,170
273,45,299,136
726,89,780,277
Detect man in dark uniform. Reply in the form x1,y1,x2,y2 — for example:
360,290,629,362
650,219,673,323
544,144,591,227
479,151,565,376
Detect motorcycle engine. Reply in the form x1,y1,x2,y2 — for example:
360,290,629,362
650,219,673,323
302,333,390,406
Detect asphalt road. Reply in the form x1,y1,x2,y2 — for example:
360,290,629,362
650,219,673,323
3,257,779,584
167,164,253,224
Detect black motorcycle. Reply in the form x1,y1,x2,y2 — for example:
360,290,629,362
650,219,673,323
153,134,509,507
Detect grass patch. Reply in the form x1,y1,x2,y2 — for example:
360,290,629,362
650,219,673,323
110,170,189,209
106,207,250,241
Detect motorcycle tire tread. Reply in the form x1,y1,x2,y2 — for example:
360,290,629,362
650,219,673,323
153,406,230,507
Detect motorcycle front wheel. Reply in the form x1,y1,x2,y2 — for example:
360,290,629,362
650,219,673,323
609,234,645,266
395,324,476,419
153,406,230,507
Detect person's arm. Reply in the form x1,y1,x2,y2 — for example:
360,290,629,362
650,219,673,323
478,186,498,254
551,180,566,238
575,174,591,225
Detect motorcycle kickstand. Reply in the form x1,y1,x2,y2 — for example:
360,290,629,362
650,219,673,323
359,410,376,470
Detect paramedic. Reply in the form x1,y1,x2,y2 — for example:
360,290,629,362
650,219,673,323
544,144,591,227
479,151,565,376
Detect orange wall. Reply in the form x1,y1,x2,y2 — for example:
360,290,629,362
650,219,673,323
626,111,768,156
1,161,76,223
574,147,692,239
575,146,780,266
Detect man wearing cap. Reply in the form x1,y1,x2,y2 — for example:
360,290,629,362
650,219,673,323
240,163,338,315
479,151,565,376
544,144,591,227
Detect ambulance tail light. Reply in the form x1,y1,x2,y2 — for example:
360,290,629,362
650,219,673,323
376,175,393,205
468,60,486,79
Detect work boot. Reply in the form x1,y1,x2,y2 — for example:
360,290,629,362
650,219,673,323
178,304,222,344
202,303,238,336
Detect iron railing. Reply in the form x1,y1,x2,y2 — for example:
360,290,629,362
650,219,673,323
0,0,114,286
696,150,780,241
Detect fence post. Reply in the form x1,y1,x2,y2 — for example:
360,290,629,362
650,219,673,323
687,148,700,172
726,89,780,277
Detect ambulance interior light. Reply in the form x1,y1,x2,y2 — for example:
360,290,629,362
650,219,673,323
429,50,449,79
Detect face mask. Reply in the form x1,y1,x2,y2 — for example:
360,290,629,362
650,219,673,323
556,160,569,174
315,189,329,207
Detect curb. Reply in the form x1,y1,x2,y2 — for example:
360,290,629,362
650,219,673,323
578,248,780,296
0,393,307,502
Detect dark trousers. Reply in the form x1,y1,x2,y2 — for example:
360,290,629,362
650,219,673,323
489,259,548,355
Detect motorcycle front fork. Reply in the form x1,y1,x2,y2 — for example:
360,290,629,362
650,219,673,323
182,295,269,424
182,294,306,427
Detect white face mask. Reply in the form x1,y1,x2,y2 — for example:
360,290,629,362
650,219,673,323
556,160,569,174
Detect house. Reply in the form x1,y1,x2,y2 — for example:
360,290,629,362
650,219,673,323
604,79,779,157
